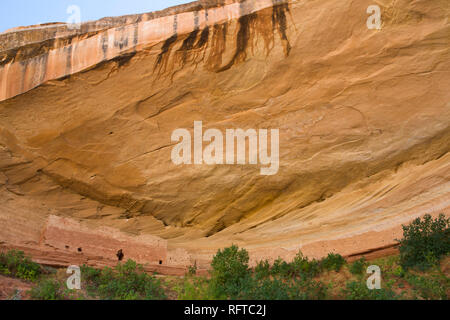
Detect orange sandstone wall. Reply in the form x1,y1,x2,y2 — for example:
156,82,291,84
0,0,286,101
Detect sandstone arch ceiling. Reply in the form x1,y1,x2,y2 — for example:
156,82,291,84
0,0,449,261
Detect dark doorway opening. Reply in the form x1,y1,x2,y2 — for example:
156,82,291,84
116,249,124,261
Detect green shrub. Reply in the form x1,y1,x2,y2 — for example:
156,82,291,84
266,253,319,279
177,277,215,300
248,278,290,300
349,258,366,275
289,252,321,279
254,260,271,280
187,262,197,276
270,258,291,278
288,279,329,300
320,253,346,272
207,246,329,300
210,245,252,299
343,281,400,300
397,214,450,270
257,252,322,280
80,264,102,284
0,250,41,281
81,260,166,300
0,265,11,275
30,279,65,300
392,266,405,278
406,274,449,300
241,277,328,300
254,252,328,280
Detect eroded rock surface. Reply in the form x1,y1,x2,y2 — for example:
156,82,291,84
0,0,449,271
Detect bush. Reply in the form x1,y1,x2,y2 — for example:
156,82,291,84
30,279,65,300
242,277,328,300
406,274,449,300
397,214,450,270
81,260,166,300
392,266,405,278
252,250,338,281
177,277,215,300
206,246,330,300
320,253,346,272
288,279,329,300
343,281,400,300
259,252,322,280
248,278,290,300
210,245,252,299
289,252,321,279
0,250,41,281
187,262,197,276
349,258,366,275
254,260,271,280
270,258,291,278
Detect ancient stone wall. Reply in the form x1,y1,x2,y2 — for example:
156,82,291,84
42,215,168,265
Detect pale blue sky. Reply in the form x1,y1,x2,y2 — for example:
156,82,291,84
1,0,189,33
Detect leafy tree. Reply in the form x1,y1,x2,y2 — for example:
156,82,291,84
397,214,450,270
210,245,252,299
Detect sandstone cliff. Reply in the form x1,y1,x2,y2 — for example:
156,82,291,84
0,0,449,271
